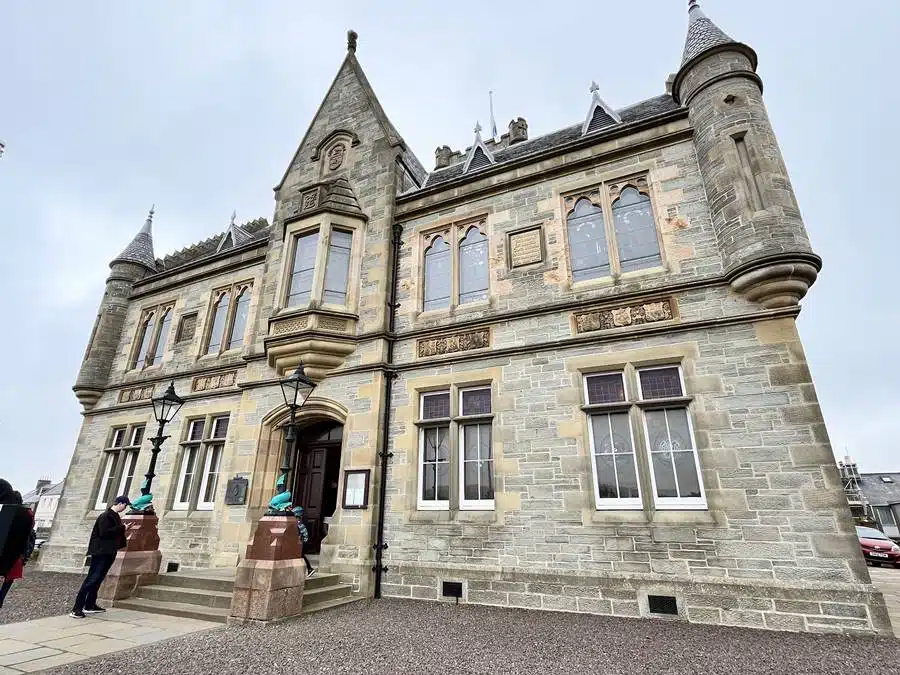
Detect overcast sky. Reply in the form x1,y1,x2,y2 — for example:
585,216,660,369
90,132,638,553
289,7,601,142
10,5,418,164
2,1,898,493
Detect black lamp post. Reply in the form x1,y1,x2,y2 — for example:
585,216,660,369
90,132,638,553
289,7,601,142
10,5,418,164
271,363,316,512
132,381,184,513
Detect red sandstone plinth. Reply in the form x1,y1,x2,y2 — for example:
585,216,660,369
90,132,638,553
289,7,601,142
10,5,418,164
229,516,306,624
98,513,162,601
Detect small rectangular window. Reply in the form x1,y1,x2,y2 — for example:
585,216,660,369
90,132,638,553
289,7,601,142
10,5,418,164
188,419,206,442
111,428,127,448
211,416,230,439
733,133,765,211
130,425,145,447
421,392,451,420
585,373,626,405
638,367,684,400
461,388,491,416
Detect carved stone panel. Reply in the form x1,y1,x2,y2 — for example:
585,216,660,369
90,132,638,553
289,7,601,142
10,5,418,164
192,370,237,392
508,226,544,268
574,298,675,334
327,143,346,171
119,385,154,404
318,316,348,333
271,316,309,336
300,189,319,212
417,328,490,358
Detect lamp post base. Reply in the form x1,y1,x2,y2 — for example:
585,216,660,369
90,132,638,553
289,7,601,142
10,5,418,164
229,515,306,624
98,514,162,602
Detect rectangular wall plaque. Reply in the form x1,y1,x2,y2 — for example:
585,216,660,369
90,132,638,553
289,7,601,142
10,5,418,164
119,385,154,404
192,370,237,392
342,469,370,509
574,298,675,334
508,226,544,268
224,476,249,505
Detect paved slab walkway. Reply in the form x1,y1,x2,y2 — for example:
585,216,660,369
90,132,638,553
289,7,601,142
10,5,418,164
869,566,900,638
0,608,219,673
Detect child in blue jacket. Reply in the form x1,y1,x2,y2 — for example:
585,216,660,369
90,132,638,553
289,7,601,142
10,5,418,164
291,506,317,578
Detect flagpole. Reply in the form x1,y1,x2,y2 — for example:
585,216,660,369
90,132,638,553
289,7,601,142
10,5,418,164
489,91,499,142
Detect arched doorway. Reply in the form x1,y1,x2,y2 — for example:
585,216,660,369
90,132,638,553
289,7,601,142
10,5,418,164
291,420,343,554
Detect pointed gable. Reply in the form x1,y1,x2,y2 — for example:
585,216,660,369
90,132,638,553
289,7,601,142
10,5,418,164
275,32,425,192
582,82,622,135
217,212,254,253
463,123,495,174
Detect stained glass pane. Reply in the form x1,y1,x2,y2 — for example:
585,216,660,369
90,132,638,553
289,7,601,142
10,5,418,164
674,451,701,498
586,373,625,404
423,236,451,311
206,293,230,354
613,187,661,272
652,452,677,498
287,231,319,306
227,289,251,349
461,388,491,416
323,229,352,305
639,367,683,399
459,227,488,305
421,392,450,419
567,199,610,282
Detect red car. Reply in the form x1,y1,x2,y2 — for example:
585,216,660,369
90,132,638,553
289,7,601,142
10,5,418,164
857,526,900,567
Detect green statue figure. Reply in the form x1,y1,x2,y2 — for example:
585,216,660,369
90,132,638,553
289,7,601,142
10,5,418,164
130,479,154,512
267,473,292,514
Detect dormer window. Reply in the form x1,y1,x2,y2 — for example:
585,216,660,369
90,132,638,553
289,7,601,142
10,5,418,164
130,303,174,370
581,82,622,136
462,123,495,174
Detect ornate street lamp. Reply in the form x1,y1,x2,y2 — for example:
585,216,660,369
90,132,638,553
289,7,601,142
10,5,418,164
131,381,185,513
268,363,316,514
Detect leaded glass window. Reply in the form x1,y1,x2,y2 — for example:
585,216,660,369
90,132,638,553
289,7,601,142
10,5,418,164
423,236,451,311
458,227,488,305
567,199,610,282
612,187,661,272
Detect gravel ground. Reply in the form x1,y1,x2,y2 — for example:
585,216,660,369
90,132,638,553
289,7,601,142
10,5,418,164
0,571,83,625
40,599,900,675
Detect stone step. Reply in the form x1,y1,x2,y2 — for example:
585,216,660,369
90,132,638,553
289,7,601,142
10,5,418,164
302,583,352,608
302,595,362,615
304,573,341,591
135,584,233,609
114,597,230,623
155,572,235,593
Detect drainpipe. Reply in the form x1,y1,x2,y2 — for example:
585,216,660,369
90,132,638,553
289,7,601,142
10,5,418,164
373,216,402,599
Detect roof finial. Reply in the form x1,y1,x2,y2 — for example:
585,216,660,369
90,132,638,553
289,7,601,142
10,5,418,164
474,121,482,136
347,30,358,53
141,205,155,233
590,81,599,93
688,0,700,10
229,210,236,226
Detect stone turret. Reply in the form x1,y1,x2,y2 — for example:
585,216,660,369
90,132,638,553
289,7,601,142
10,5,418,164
673,1,820,307
73,207,158,410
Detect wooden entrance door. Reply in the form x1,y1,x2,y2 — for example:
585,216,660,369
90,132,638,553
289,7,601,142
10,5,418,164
292,422,342,554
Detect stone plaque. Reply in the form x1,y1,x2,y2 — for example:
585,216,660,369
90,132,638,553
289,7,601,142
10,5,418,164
271,316,308,336
119,385,154,404
417,328,490,358
509,227,543,268
176,313,197,342
192,370,237,392
574,298,675,334
224,476,249,505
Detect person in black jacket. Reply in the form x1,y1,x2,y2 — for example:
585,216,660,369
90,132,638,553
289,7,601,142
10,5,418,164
0,479,32,583
70,495,130,618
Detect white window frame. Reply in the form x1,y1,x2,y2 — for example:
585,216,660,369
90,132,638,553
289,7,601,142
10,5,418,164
874,506,899,532
94,424,145,510
196,416,229,511
583,373,642,510
173,419,205,510
417,391,451,511
458,387,495,511
637,365,706,511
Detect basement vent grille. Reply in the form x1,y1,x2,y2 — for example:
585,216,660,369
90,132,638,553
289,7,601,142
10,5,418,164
442,581,463,600
166,561,180,573
648,594,678,616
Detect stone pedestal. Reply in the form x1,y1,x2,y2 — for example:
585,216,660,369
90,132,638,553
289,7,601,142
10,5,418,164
229,515,306,624
98,513,162,601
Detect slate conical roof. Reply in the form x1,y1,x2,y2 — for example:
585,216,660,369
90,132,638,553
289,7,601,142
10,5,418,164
681,1,736,65
111,206,158,271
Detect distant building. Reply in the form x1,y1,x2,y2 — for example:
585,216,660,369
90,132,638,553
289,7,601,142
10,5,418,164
22,479,64,534
858,473,900,540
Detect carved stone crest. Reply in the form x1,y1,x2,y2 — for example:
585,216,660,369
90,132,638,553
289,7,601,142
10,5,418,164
417,329,490,358
327,143,346,171
574,298,675,334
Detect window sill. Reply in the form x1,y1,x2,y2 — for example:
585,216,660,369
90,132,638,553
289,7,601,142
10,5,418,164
636,397,693,411
569,275,616,291
617,265,667,282
408,509,498,524
587,507,714,526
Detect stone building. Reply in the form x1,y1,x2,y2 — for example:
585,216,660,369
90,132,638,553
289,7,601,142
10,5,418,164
42,3,891,633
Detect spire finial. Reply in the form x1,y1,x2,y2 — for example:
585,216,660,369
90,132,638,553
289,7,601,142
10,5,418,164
590,81,599,93
474,121,482,136
148,204,155,221
347,30,358,53
688,0,700,9
229,210,236,227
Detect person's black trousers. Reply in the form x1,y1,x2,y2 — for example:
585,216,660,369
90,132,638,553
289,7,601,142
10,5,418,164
73,554,115,611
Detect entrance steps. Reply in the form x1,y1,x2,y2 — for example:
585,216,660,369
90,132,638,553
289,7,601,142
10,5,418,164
115,567,358,623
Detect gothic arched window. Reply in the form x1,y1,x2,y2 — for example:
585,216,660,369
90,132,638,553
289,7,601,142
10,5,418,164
458,226,488,305
227,287,251,350
612,187,661,273
423,235,451,311
567,198,610,282
206,291,230,355
150,307,172,365
132,312,156,369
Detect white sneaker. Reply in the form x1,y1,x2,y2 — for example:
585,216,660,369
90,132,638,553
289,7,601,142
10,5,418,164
306,568,317,579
